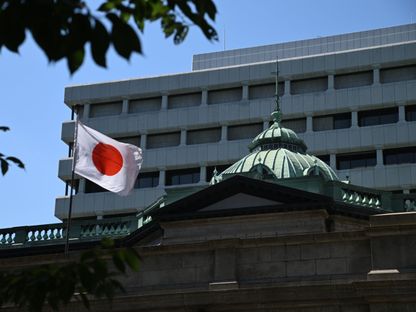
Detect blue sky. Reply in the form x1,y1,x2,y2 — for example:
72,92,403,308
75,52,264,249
0,0,415,228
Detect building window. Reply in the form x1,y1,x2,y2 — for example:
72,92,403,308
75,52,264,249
168,92,201,109
147,132,180,149
405,105,416,122
166,168,200,186
337,151,377,170
85,180,108,193
281,118,306,133
208,87,242,105
380,64,416,84
228,123,263,141
383,147,416,165
187,127,221,145
291,76,328,95
249,83,284,100
206,164,232,182
117,136,140,146
90,101,122,118
136,172,159,189
313,113,351,132
316,154,330,165
129,97,161,113
334,71,373,89
358,107,398,127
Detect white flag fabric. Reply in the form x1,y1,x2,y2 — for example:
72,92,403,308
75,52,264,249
74,122,143,196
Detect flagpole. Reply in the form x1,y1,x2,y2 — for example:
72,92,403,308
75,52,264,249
65,105,79,257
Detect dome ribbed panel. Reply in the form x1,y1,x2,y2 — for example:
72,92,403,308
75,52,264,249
219,149,338,181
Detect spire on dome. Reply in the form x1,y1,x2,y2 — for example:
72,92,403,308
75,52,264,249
271,60,282,126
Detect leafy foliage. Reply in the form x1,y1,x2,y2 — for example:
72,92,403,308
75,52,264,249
0,126,25,175
0,239,140,312
0,0,218,73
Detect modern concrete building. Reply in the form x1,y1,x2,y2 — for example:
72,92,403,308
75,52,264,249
56,23,416,220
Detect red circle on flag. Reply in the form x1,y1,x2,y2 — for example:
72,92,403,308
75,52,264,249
92,143,123,176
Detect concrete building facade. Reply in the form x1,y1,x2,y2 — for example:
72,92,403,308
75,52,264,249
56,23,416,220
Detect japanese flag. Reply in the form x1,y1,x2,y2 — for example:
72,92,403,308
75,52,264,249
74,122,143,196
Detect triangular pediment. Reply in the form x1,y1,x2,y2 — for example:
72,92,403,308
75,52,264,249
200,192,283,212
153,175,333,221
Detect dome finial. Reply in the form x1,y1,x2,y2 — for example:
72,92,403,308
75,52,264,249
271,59,282,126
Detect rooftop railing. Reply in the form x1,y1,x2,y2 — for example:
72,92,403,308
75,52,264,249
0,216,140,249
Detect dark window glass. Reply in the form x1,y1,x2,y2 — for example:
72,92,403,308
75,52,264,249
334,71,373,89
166,168,200,186
383,147,416,165
380,65,416,83
135,172,159,189
187,127,221,145
405,105,416,122
281,118,306,133
337,152,376,170
316,154,330,165
291,76,328,95
206,164,233,181
85,180,108,193
117,136,140,146
313,113,351,132
147,132,180,149
228,123,263,141
358,107,398,127
333,113,352,129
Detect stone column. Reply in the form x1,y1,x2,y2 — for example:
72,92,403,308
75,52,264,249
79,179,86,194
158,169,166,188
161,93,168,110
180,129,187,146
284,79,291,96
140,133,147,150
242,82,249,101
200,165,207,184
373,65,380,85
328,73,335,91
351,111,358,128
201,88,208,106
306,114,313,132
330,153,337,170
376,147,383,167
83,103,90,119
398,102,406,123
122,98,129,114
221,124,228,142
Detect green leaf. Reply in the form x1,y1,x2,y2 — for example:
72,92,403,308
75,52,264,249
107,13,141,60
123,248,140,271
112,254,126,273
67,48,85,74
98,1,116,12
1,159,9,175
6,157,25,169
91,20,110,67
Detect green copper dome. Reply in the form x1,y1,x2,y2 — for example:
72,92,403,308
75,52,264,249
211,111,339,184
214,148,339,181
210,63,339,185
248,111,307,153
